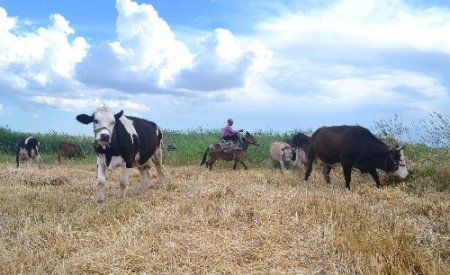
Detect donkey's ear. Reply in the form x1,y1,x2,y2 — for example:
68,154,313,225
245,131,250,135
397,144,406,150
114,110,124,120
76,114,94,124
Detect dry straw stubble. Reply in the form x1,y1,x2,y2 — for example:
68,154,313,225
0,163,449,274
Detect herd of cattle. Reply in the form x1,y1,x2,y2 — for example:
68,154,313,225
16,138,85,168
15,105,409,202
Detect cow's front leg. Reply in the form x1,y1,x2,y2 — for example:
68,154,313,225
342,162,353,189
97,159,107,203
138,167,149,192
119,166,131,199
368,168,382,188
279,151,285,169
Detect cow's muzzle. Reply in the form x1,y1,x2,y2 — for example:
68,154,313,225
99,133,110,143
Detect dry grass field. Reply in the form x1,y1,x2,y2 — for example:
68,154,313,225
0,162,449,274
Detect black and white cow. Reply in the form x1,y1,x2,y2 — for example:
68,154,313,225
16,136,43,168
76,105,164,202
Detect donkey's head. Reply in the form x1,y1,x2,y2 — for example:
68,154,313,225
243,131,259,146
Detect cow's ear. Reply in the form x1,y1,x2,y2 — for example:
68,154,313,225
76,114,94,124
114,110,124,120
397,145,406,151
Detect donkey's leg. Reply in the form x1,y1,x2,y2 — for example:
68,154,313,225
240,160,248,170
209,156,217,170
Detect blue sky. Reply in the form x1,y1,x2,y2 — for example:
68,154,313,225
0,0,449,136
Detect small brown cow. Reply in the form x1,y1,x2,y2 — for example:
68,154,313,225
57,142,85,163
269,141,296,169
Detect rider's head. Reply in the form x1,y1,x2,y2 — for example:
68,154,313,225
227,118,233,125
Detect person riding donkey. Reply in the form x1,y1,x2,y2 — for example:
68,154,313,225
221,118,244,151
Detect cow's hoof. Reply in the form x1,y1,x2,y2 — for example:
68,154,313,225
97,193,105,203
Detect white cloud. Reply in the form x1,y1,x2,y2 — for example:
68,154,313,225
77,0,271,94
77,0,194,92
0,8,89,94
258,0,450,53
250,0,450,118
171,28,272,91
32,95,149,112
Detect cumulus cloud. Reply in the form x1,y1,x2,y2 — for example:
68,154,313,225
258,0,450,53
77,0,193,93
0,8,89,92
172,28,272,91
253,0,450,115
77,0,271,94
32,95,149,112
1,0,271,113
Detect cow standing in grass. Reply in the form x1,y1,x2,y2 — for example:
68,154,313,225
76,105,164,202
304,125,408,189
57,142,85,163
269,141,296,169
16,137,43,168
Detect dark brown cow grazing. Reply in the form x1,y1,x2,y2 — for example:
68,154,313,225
57,142,85,163
200,132,259,170
304,125,408,189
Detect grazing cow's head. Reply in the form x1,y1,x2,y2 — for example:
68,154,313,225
387,145,408,179
244,132,259,146
76,105,123,146
281,144,295,162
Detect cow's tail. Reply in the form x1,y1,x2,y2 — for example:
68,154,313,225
15,146,20,168
157,127,163,148
200,147,209,166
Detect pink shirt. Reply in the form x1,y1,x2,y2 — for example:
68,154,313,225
222,125,237,137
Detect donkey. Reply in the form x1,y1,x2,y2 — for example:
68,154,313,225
200,131,259,170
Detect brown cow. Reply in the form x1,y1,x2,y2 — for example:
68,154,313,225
304,125,408,189
200,132,259,170
57,142,85,163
